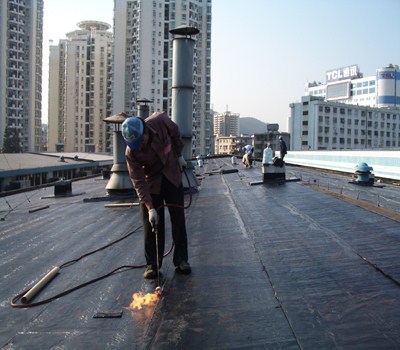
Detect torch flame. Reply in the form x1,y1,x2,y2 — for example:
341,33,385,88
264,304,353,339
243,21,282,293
128,292,159,310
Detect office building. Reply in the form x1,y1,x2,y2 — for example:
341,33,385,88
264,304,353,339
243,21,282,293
290,64,400,151
47,21,113,152
0,0,44,152
305,64,400,108
113,0,212,156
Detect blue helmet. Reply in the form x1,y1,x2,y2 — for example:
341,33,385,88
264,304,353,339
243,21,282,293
121,117,144,150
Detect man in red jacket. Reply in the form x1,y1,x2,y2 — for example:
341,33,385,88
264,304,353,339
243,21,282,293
122,111,191,279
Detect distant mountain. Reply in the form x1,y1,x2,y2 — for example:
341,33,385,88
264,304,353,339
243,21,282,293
239,117,267,135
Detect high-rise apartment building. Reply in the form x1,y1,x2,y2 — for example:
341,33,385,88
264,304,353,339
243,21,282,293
213,111,240,136
0,0,43,152
113,0,212,157
48,21,113,152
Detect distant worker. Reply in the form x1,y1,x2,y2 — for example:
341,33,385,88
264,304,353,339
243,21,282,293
279,136,287,160
242,144,254,168
122,112,191,279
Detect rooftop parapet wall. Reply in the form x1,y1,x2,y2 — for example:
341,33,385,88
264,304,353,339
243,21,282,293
285,150,400,180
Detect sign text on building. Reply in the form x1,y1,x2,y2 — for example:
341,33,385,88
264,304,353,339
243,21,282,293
378,71,395,79
326,65,360,83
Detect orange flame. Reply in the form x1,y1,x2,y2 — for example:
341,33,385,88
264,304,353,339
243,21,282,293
128,292,159,310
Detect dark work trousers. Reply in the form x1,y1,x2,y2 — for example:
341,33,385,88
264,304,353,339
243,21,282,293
140,175,188,268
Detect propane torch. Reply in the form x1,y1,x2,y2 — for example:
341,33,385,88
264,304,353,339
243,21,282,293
152,222,163,296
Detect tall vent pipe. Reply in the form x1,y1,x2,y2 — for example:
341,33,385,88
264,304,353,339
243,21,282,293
169,26,200,189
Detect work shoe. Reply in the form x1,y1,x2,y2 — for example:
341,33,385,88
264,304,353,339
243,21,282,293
143,265,157,279
176,261,191,274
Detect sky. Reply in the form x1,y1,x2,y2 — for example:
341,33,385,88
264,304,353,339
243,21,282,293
42,0,400,131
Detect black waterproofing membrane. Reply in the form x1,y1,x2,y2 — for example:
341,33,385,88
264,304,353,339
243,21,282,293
1,158,400,349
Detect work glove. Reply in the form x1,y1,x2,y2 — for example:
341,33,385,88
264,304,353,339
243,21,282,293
148,208,158,229
178,156,187,171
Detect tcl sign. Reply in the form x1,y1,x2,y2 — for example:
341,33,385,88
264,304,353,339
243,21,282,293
326,65,360,83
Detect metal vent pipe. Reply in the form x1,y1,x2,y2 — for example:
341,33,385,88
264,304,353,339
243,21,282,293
103,113,133,194
137,98,152,119
170,26,199,160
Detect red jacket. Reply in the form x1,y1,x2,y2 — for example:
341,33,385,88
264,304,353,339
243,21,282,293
125,112,184,209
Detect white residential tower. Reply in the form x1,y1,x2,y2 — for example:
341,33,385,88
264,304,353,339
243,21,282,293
47,21,113,152
0,0,43,152
113,0,212,156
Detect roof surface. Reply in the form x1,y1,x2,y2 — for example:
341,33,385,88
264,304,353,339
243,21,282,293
1,158,400,349
0,153,113,172
0,153,72,172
